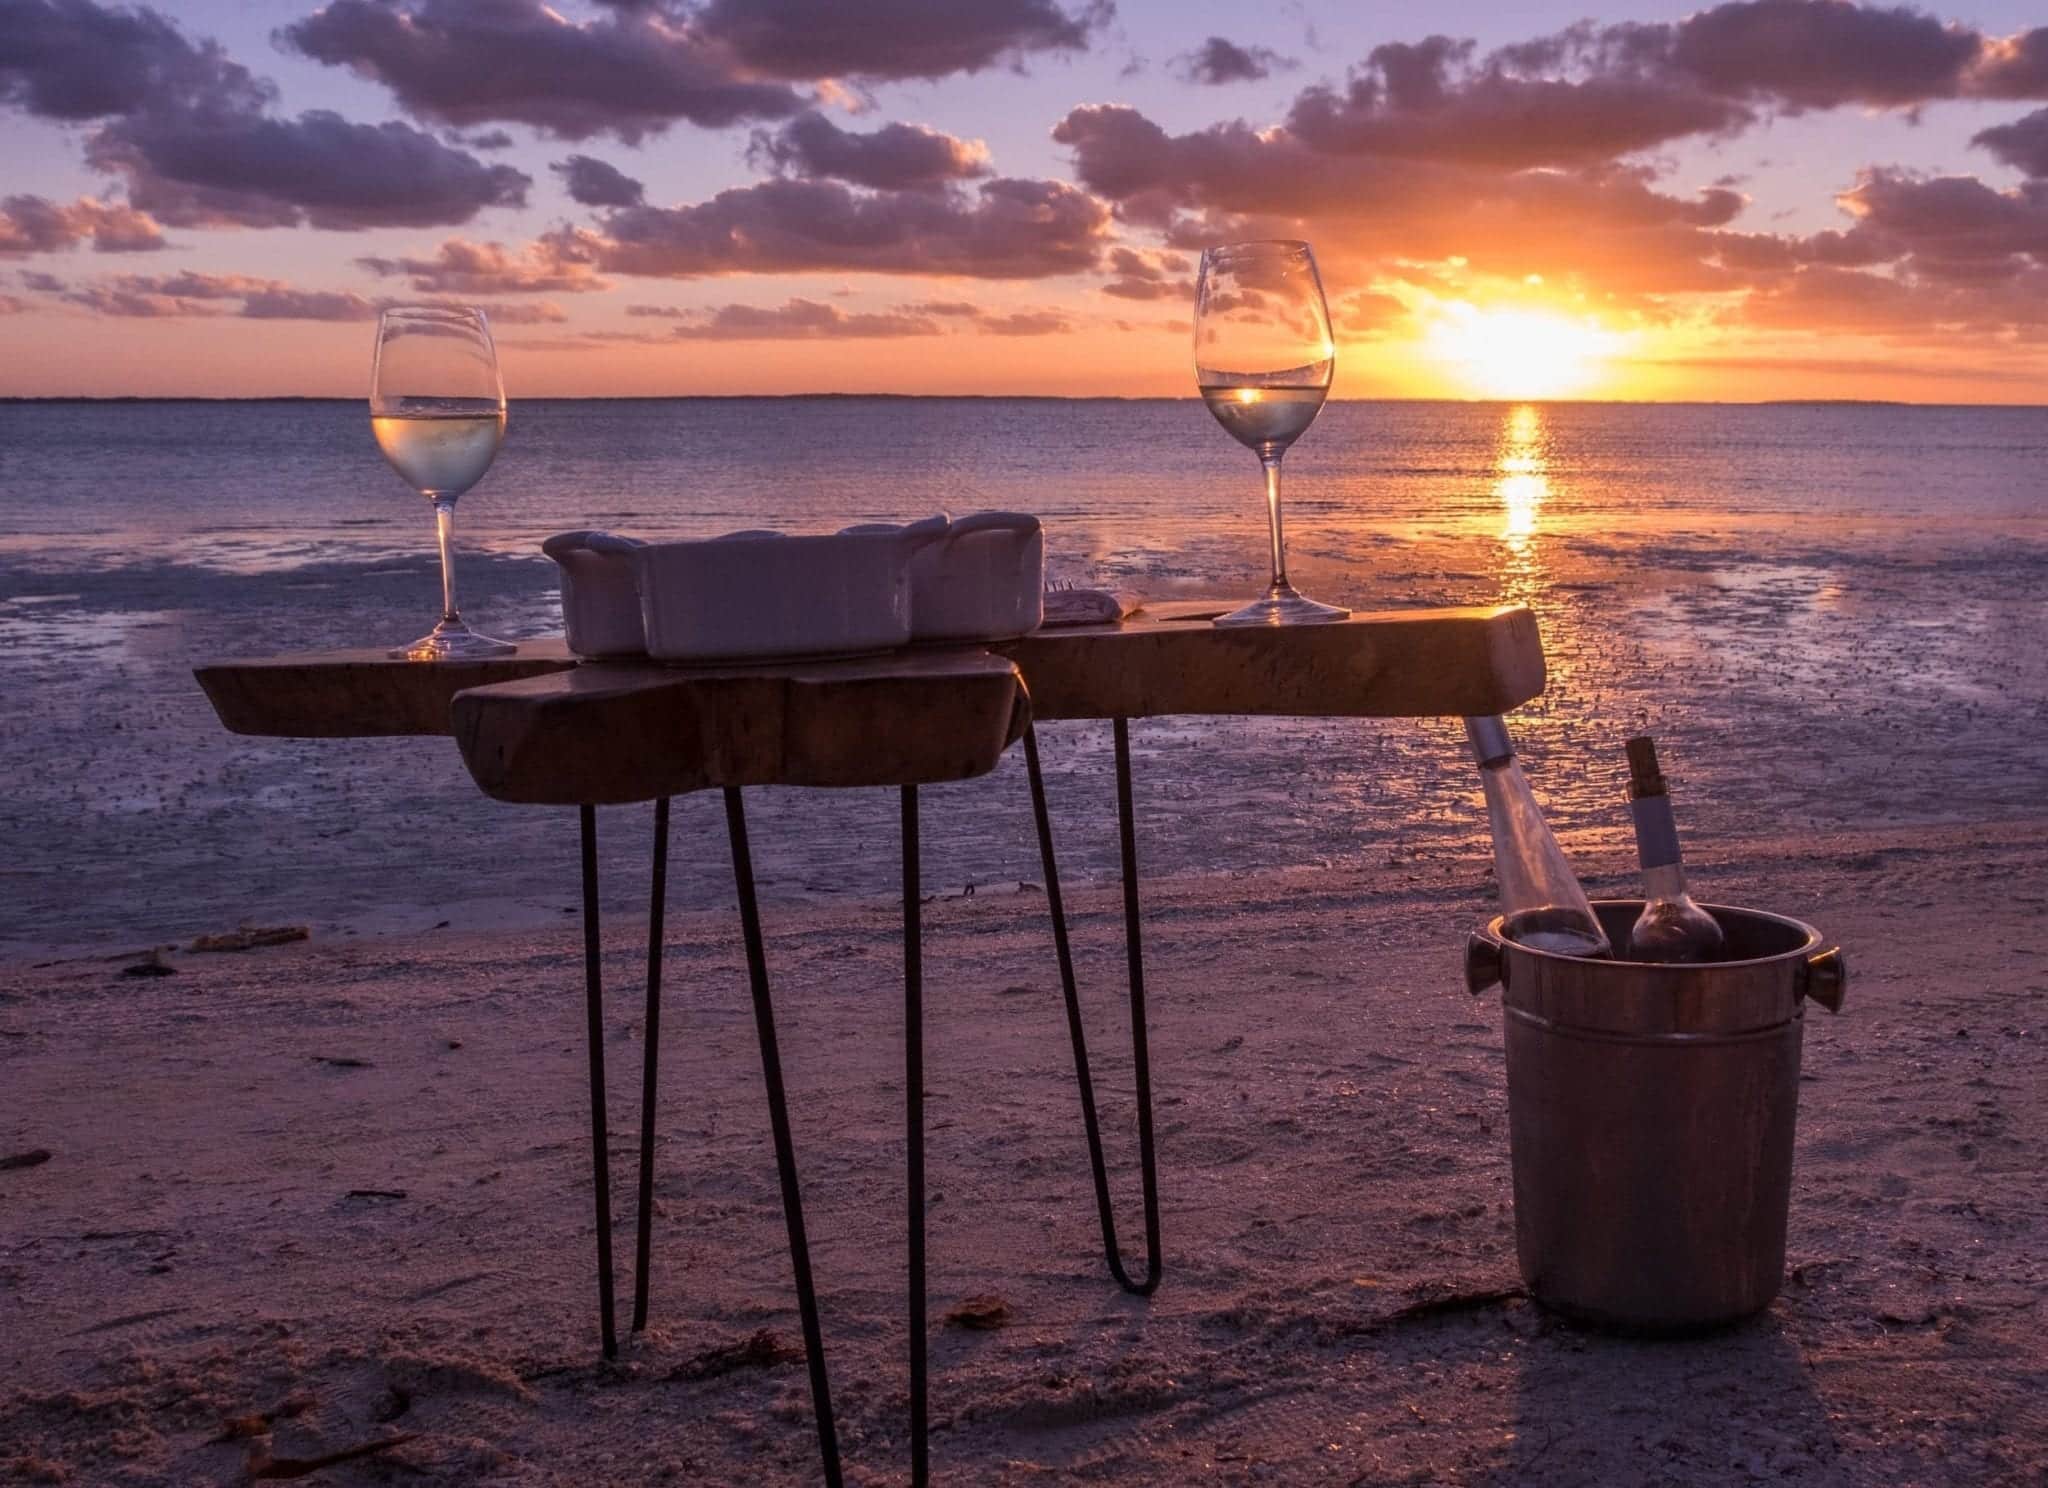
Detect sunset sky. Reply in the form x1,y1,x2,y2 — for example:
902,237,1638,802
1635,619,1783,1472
3,0,2047,400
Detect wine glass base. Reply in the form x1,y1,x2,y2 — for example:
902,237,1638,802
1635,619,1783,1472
391,618,518,661
1213,588,1351,628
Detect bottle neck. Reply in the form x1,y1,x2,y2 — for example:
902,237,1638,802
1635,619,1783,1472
1630,793,1684,875
1642,861,1691,902
1466,715,1514,769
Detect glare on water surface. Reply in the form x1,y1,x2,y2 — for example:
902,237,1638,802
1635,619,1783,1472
1496,404,1550,557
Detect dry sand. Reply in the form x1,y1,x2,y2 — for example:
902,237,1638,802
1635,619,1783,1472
4,818,2046,1485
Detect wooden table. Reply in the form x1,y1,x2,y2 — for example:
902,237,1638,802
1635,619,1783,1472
199,603,1541,746
195,602,1544,1486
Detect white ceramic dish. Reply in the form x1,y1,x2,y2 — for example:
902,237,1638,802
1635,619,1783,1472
634,515,948,662
907,511,1045,642
542,530,647,658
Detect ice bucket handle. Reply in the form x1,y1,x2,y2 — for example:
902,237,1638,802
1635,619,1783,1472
1465,930,1846,1010
1801,946,1847,1013
1464,931,1505,996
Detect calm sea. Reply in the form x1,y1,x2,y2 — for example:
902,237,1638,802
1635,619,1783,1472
2,398,2044,950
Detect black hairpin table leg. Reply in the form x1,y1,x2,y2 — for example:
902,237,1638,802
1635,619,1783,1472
1021,720,1163,1296
724,788,844,1488
631,795,670,1334
902,784,930,1485
579,804,620,1359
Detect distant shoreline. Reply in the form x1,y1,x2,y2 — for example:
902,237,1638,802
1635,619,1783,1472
1,394,2028,409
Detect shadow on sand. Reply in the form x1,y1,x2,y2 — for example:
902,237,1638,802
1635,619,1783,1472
1475,1304,1841,1484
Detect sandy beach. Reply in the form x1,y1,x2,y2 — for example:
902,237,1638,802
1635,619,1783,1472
6,816,2045,1484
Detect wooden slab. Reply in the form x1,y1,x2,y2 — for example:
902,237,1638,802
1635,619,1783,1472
196,641,575,738
451,651,1030,805
998,601,1544,720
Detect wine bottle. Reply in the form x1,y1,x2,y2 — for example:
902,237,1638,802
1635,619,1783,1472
1624,735,1725,963
1467,717,1612,958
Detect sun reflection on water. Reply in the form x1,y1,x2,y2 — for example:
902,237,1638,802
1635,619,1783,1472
1485,403,1596,746
1494,404,1552,604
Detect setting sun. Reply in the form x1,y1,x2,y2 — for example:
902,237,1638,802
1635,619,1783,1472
1424,306,1630,400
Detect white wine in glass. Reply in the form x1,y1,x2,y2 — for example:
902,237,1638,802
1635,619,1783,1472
1194,240,1348,627
370,304,514,660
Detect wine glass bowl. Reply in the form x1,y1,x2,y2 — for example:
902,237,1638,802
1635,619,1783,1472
370,304,514,660
1194,241,1348,627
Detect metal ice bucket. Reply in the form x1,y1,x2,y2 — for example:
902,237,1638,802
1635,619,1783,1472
1465,901,1845,1332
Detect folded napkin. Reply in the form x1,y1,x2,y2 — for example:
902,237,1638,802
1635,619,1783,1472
1041,586,1140,627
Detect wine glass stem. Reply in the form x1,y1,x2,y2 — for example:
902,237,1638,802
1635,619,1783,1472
433,498,460,623
1260,452,1289,592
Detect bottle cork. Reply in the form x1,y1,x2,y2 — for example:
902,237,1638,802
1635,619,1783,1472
1625,735,1668,799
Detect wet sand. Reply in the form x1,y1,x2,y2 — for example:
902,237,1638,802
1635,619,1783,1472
5,818,2046,1485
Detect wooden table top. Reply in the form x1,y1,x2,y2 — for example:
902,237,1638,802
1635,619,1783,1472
998,600,1543,721
195,600,1545,804
196,640,578,739
453,650,1028,805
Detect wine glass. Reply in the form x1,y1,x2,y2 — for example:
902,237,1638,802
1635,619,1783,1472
370,304,515,660
1194,240,1348,627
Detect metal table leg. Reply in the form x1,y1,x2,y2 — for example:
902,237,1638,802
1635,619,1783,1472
717,786,933,1485
632,796,670,1334
902,785,929,1485
725,788,844,1487
1022,720,1163,1296
578,804,620,1359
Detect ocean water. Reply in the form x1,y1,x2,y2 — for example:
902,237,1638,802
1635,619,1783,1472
2,397,2044,951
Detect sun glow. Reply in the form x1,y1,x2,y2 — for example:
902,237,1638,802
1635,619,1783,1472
1425,304,1627,399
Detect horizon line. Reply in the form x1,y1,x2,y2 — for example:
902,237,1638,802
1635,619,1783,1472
4,393,2044,410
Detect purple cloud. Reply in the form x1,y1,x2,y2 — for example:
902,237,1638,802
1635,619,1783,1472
552,154,646,208
976,308,1071,335
749,112,991,191
1737,262,2048,336
1975,108,2048,178
1284,37,1748,169
1041,6,2048,312
1170,37,1296,86
1707,161,2048,342
551,175,1111,279
360,237,613,294
624,294,1074,338
694,0,1109,81
0,194,166,254
1660,0,1984,109
1057,103,1738,228
24,265,573,322
1100,245,1191,300
628,297,942,339
1055,99,1751,302
1512,4,2048,113
33,268,262,316
1040,6,2048,335
1836,168,2048,280
88,109,529,229
0,0,529,230
0,0,268,120
281,0,806,142
1969,27,2048,99
237,286,380,320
